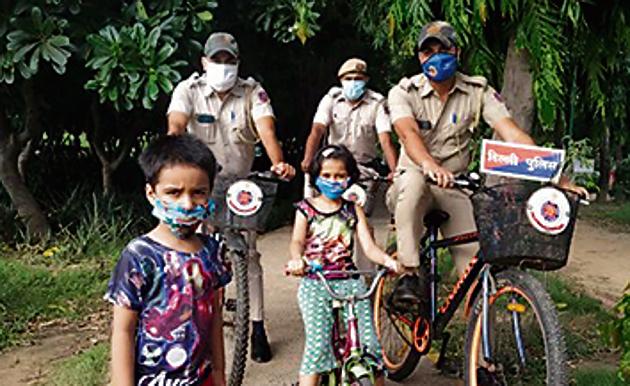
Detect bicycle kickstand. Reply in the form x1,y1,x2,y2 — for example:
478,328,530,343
435,331,450,371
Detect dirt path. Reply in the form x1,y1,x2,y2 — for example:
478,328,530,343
0,199,627,385
565,221,630,307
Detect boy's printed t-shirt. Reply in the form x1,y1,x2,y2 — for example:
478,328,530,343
105,235,231,386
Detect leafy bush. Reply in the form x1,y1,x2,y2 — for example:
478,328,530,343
604,284,630,382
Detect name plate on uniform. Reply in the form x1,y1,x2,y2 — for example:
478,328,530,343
480,139,565,182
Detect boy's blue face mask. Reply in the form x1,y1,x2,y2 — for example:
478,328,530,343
151,198,215,238
315,177,350,200
422,52,458,82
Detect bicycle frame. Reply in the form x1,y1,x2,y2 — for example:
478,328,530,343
314,269,386,385
387,219,532,367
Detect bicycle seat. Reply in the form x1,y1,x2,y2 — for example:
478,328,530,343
423,210,450,227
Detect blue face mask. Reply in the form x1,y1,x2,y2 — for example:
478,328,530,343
151,198,214,238
315,177,350,200
341,79,367,101
422,52,458,82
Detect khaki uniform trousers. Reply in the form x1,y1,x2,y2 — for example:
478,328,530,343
390,166,479,276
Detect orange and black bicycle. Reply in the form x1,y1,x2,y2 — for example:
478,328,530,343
374,173,587,385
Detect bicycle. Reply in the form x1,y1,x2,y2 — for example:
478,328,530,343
374,173,587,385
210,171,282,386
296,259,389,386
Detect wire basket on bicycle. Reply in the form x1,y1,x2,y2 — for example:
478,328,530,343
471,181,580,270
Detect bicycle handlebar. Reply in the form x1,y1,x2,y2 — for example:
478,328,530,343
428,172,590,205
311,268,388,302
357,175,390,183
247,170,288,183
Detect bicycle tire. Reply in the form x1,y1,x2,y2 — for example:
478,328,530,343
224,249,250,386
464,269,568,386
373,272,421,381
356,376,374,386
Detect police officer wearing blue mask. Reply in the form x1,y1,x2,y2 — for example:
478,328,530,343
301,58,399,272
387,21,587,308
302,58,398,212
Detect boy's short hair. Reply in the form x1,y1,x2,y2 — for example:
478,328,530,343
308,144,360,192
139,134,216,187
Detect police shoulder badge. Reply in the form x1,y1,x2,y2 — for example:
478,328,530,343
226,180,264,216
526,187,572,235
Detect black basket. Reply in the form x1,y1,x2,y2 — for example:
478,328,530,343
209,176,278,232
471,182,579,271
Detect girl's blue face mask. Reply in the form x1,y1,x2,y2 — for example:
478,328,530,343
151,198,215,238
422,52,458,82
315,177,350,200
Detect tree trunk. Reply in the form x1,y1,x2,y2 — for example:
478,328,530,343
101,164,113,196
0,81,50,239
17,139,33,180
0,135,50,238
89,100,133,195
500,36,535,134
597,124,611,202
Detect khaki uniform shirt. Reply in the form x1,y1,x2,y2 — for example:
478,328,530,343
313,87,391,164
388,72,511,174
168,73,275,177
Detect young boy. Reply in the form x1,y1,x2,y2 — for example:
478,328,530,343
105,134,231,386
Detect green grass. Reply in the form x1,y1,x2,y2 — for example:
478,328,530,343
48,342,109,386
580,201,630,230
0,258,110,350
574,367,627,386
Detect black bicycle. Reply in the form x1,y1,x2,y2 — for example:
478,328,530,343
374,173,587,385
210,171,282,386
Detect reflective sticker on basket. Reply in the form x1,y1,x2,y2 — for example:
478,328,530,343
526,187,571,235
226,180,264,216
342,184,367,207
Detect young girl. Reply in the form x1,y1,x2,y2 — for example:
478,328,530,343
286,145,401,386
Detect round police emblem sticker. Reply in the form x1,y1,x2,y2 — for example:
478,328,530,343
226,180,264,216
526,187,572,235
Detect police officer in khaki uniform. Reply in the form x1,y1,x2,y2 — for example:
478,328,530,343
167,32,295,362
301,58,398,271
302,58,397,213
387,21,586,305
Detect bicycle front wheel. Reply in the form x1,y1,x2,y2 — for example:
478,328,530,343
373,272,421,381
464,269,568,386
223,249,250,386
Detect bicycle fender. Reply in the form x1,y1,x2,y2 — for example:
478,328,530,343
464,277,482,318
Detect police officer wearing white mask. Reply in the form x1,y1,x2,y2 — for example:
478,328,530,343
167,32,295,363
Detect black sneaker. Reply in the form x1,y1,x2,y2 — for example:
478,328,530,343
250,326,272,363
391,274,430,317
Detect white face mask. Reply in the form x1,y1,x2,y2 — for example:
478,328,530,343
205,62,238,92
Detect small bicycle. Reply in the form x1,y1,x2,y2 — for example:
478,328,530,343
210,171,282,386
375,173,587,385
295,260,388,386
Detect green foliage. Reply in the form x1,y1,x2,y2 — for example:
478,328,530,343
84,22,185,111
574,367,628,386
254,0,324,44
0,258,108,350
603,284,630,382
49,343,110,386
0,5,72,83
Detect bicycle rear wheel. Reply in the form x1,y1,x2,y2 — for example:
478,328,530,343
223,249,249,386
464,269,568,386
373,272,421,381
